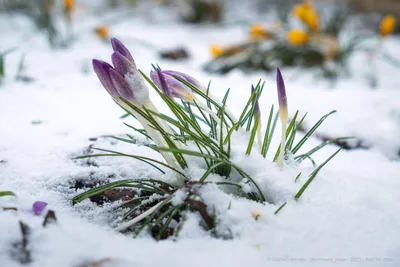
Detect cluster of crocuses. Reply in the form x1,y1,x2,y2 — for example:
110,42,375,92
92,38,288,181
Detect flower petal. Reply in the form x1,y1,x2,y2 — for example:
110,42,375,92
92,59,119,98
124,71,149,106
163,70,203,89
111,52,136,77
111,38,135,65
276,67,288,121
32,201,47,216
150,70,171,97
150,70,193,101
92,59,119,99
109,68,134,101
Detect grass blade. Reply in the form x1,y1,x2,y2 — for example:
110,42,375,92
246,115,260,155
0,191,16,197
274,202,287,215
261,105,274,157
273,110,299,161
286,112,307,151
72,179,161,205
294,148,341,200
295,137,353,163
292,110,337,154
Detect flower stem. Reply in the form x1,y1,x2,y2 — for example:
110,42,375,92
278,120,286,168
144,100,177,139
257,121,263,152
119,101,184,185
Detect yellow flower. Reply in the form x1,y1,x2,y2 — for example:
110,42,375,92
292,1,320,32
293,4,307,21
380,15,397,37
249,24,270,41
209,44,224,58
95,25,110,41
64,0,74,21
287,29,309,46
304,9,320,32
64,0,74,12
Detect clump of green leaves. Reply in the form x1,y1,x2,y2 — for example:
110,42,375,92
73,67,341,239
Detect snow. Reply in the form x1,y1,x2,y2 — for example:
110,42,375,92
124,71,150,106
1,9,400,267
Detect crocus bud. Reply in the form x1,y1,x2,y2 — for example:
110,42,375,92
111,38,135,64
151,69,170,96
92,59,119,99
276,68,288,168
163,70,205,90
93,38,149,105
110,47,149,105
276,67,288,122
32,201,48,216
150,70,194,102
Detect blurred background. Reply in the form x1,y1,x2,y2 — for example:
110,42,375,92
1,0,398,85
1,1,400,170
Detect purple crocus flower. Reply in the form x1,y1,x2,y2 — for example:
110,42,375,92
111,38,135,64
92,60,119,99
32,201,47,216
276,67,288,121
150,69,240,123
276,67,288,168
150,69,194,102
162,70,204,89
92,38,149,105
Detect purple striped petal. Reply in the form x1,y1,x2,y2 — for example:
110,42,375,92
32,201,47,216
163,70,203,89
92,59,120,99
111,38,135,65
111,52,136,77
109,68,134,100
276,67,288,120
150,70,172,97
150,70,193,101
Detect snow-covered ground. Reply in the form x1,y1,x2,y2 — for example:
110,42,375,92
1,9,400,267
